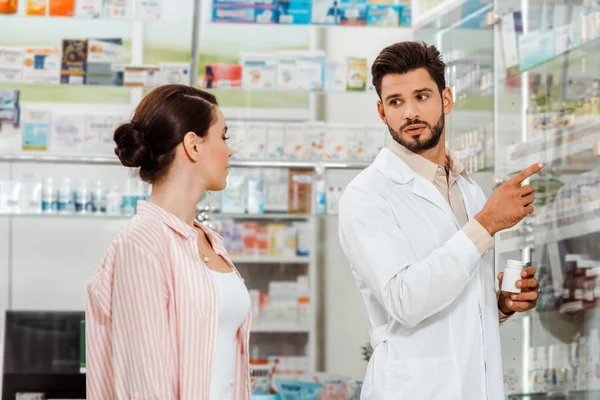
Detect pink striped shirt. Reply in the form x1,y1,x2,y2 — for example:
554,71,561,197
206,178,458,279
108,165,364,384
86,200,252,400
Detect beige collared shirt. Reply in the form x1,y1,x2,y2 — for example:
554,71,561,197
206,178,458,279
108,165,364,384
389,140,512,323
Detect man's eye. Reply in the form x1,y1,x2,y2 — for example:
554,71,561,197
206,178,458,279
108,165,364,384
417,94,428,101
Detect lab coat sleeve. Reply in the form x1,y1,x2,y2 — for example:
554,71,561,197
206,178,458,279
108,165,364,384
339,185,483,329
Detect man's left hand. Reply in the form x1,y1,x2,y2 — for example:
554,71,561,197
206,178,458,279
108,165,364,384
498,266,539,315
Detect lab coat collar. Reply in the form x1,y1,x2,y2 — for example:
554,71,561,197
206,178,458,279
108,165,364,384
373,147,417,185
374,148,463,228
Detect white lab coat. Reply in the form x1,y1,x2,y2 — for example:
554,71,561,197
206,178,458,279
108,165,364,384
338,148,505,400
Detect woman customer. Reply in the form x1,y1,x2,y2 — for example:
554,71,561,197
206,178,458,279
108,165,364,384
86,84,251,400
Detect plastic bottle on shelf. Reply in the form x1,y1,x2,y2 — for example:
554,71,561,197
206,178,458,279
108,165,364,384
314,178,326,216
41,178,57,214
106,186,123,216
134,179,150,213
75,180,93,214
294,222,310,257
122,177,137,216
57,178,74,214
560,344,574,393
93,180,108,214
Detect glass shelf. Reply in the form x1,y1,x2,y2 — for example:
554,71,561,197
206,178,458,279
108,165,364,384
505,116,600,175
4,81,385,96
0,14,193,24
229,255,310,264
206,21,412,30
508,391,600,399
0,153,372,169
495,200,600,254
251,325,310,333
517,23,600,74
0,212,335,220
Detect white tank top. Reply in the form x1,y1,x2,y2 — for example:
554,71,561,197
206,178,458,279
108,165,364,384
209,270,251,400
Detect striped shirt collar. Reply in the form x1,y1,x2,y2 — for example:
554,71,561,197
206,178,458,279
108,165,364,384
136,200,200,239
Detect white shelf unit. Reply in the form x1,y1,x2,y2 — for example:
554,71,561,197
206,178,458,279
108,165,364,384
230,215,319,371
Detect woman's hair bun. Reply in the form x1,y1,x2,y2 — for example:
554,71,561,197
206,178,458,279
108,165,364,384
114,122,154,169
112,85,219,184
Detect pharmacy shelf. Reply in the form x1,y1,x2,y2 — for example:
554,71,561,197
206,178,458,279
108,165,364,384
517,21,600,74
204,86,379,96
0,153,372,169
0,14,190,24
0,212,129,219
496,208,600,254
251,326,310,333
0,212,327,221
541,215,600,243
0,153,119,165
507,390,600,399
496,226,527,254
411,0,491,30
214,213,314,220
6,81,381,95
229,256,310,264
506,116,600,174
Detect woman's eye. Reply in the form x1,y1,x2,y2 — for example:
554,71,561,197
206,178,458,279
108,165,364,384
223,136,230,141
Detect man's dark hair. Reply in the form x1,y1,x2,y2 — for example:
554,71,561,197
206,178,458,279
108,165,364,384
371,41,446,99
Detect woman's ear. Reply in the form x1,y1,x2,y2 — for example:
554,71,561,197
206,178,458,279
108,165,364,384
182,131,200,161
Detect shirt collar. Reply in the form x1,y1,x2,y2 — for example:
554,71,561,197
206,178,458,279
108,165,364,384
136,200,198,239
388,140,471,183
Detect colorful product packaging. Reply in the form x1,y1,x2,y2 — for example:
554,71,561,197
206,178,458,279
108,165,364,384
203,63,242,89
60,39,88,85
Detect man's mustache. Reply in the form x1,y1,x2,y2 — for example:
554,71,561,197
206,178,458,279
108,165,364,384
400,119,432,131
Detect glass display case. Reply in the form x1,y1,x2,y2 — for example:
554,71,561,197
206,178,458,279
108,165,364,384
417,0,600,398
494,0,600,398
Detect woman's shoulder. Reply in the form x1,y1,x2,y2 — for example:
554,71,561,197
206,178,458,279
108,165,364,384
112,213,171,258
196,221,226,249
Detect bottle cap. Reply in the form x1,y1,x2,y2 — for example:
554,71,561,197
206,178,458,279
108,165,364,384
566,254,589,262
506,259,524,270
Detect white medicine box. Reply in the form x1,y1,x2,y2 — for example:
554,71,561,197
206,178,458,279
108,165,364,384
265,122,285,160
244,121,268,160
324,123,352,160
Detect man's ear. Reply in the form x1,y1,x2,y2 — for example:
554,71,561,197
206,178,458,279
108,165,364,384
377,100,387,124
442,87,454,115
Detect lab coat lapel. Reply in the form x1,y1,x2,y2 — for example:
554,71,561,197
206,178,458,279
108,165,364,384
374,148,460,230
411,177,460,229
456,175,481,220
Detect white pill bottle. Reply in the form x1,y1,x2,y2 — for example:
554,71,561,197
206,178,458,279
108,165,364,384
502,259,524,293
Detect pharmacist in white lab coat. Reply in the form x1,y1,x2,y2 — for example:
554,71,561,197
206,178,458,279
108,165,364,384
338,41,542,400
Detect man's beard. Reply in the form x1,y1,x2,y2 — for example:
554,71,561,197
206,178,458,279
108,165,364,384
388,111,445,153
